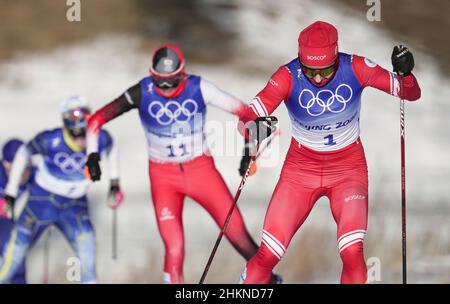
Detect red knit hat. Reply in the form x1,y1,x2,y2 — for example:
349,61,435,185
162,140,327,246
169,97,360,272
298,21,338,67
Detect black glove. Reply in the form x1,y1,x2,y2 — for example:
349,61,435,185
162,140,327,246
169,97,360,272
86,152,101,181
108,180,124,209
239,141,254,176
246,116,278,143
0,195,16,220
391,45,415,76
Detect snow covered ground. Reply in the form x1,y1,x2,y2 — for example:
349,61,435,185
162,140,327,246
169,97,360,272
0,0,448,283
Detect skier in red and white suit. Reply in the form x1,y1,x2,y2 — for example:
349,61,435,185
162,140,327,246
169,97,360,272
85,45,280,284
239,21,421,284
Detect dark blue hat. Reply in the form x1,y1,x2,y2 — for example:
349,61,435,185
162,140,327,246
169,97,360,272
2,139,24,163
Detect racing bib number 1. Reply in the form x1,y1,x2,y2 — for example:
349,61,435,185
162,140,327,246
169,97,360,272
324,134,337,146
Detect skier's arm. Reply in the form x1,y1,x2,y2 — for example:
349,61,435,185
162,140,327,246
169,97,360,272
99,130,120,182
4,145,29,198
101,131,123,209
106,140,120,182
238,66,291,136
3,132,46,199
352,55,421,101
5,131,48,197
86,83,141,155
200,78,247,118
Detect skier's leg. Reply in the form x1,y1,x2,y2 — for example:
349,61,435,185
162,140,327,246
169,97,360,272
329,167,368,284
55,198,96,284
0,197,52,284
150,162,186,284
242,177,322,284
0,218,24,283
0,219,13,252
10,223,49,284
186,155,258,260
0,228,31,284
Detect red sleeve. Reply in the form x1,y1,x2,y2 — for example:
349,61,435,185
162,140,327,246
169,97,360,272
352,55,421,101
87,83,141,135
238,66,292,135
87,98,135,135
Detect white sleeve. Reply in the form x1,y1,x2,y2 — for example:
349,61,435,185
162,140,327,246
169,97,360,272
5,145,30,197
200,78,247,115
86,128,99,155
103,142,120,180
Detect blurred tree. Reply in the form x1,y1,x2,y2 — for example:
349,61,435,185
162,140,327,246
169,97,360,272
333,0,450,76
0,0,237,64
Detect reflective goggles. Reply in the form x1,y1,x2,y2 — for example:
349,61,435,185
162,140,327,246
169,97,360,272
301,62,337,78
62,108,91,129
152,73,184,89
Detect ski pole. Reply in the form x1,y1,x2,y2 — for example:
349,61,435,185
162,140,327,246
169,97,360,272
43,227,51,284
107,185,122,261
112,206,118,260
199,143,260,284
399,77,407,284
199,121,279,284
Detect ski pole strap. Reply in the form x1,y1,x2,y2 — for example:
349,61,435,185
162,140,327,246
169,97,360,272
255,127,280,160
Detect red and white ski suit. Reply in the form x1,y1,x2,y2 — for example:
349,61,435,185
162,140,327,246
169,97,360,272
87,75,259,283
239,54,421,283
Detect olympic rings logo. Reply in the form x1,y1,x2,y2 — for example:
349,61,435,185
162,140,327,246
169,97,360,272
148,99,199,126
53,152,86,174
298,84,353,116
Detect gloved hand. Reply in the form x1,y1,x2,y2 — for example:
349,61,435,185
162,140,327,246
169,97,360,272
108,180,124,209
0,195,15,219
391,45,415,76
85,152,101,181
239,140,257,177
246,116,278,143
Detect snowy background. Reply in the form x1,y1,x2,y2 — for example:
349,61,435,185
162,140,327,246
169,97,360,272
0,0,448,283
